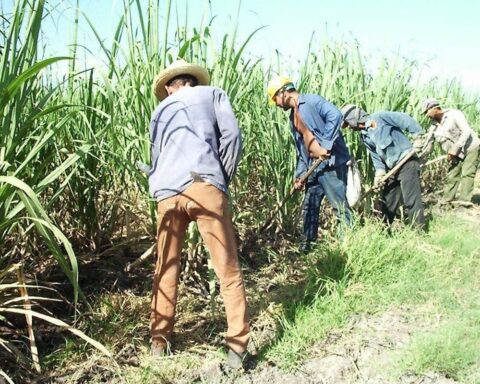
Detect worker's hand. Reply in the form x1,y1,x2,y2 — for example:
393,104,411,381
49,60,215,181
317,146,330,157
312,154,329,162
136,161,151,174
412,136,424,153
309,147,330,160
321,151,331,160
372,174,385,193
447,153,461,166
294,178,305,190
447,153,458,162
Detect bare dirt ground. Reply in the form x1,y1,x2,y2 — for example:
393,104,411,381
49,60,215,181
173,307,457,384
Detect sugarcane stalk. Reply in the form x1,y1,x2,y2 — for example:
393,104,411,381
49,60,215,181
258,157,325,232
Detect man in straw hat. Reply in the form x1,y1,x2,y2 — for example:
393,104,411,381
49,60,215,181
420,98,479,206
266,76,352,252
148,59,250,369
341,105,425,228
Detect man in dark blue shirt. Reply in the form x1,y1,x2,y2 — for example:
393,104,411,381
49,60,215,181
341,104,425,228
267,76,352,250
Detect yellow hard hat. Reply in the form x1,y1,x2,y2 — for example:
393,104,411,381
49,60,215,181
267,75,294,105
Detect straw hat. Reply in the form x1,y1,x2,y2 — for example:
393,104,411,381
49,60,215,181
153,59,210,100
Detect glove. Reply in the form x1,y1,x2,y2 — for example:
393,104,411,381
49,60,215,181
372,171,386,192
412,136,424,153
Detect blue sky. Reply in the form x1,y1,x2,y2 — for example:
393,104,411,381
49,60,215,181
6,0,480,92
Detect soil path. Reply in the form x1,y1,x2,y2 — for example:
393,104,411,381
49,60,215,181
175,307,458,384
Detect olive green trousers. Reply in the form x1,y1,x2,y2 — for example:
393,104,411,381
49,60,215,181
444,146,480,202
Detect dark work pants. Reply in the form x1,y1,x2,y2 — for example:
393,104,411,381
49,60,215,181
381,158,425,228
303,163,352,242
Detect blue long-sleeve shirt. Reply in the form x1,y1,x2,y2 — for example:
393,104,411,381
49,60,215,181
289,94,350,178
149,86,242,201
361,111,422,172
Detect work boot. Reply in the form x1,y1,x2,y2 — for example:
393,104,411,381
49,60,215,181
151,342,169,357
227,349,246,369
300,241,314,253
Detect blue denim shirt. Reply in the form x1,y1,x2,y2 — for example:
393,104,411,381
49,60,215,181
361,111,422,172
289,94,350,178
149,86,241,201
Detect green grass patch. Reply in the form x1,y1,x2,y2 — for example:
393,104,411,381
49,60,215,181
398,315,480,382
266,213,480,382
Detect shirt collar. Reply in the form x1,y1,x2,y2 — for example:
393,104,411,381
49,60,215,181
297,94,306,106
361,119,375,135
440,109,450,125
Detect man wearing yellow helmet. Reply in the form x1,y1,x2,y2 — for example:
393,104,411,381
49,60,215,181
267,76,352,251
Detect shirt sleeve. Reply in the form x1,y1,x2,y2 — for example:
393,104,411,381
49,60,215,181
295,154,308,179
364,138,386,173
382,112,423,136
289,112,309,178
149,109,161,173
450,110,472,155
421,124,437,155
314,99,342,150
213,89,242,184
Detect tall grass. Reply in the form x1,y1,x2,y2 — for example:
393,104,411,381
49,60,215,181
0,1,111,379
0,0,81,297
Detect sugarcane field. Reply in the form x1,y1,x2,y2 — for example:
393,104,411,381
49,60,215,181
2,1,480,383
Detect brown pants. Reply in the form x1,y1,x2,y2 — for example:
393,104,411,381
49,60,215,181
150,182,250,353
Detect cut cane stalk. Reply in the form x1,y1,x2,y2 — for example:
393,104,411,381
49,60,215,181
16,265,41,373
